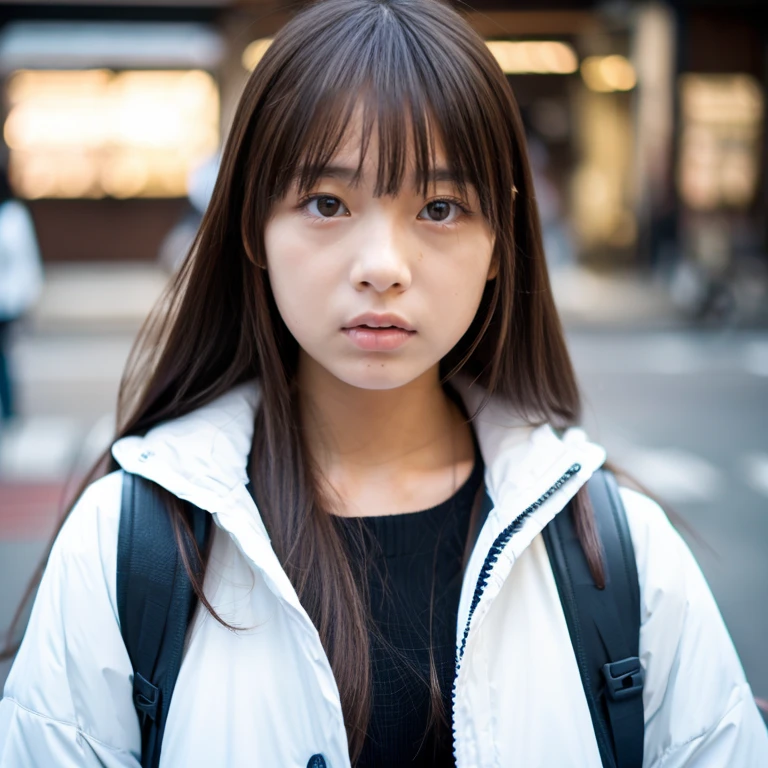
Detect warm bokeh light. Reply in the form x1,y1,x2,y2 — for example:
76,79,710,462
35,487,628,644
580,55,637,92
242,37,579,76
571,89,636,249
242,38,273,71
681,73,763,125
485,41,578,75
3,69,220,199
678,74,763,210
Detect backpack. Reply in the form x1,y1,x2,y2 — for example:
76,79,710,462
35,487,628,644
117,469,644,768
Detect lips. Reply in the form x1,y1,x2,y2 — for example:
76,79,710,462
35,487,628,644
342,313,416,352
343,313,415,332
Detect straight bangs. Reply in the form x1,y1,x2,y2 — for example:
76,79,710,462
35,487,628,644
244,0,517,236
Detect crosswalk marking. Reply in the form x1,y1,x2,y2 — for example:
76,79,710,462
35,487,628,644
568,333,768,378
745,454,768,499
585,428,726,504
0,413,116,482
744,342,768,378
13,337,133,383
618,446,724,503
642,337,704,375
0,417,83,481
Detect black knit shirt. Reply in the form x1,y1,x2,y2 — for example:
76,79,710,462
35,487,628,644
337,449,484,767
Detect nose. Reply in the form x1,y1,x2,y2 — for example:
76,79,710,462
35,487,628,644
349,216,412,294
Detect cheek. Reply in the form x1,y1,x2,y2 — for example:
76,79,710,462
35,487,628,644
264,218,307,279
263,220,320,339
264,218,328,314
427,240,493,336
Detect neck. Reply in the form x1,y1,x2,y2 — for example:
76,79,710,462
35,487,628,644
297,354,474,516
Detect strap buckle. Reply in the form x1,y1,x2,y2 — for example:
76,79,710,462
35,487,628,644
133,671,161,723
602,657,645,701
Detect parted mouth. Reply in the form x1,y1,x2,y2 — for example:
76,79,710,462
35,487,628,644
343,313,415,332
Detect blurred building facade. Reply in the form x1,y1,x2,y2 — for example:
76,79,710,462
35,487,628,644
0,0,765,298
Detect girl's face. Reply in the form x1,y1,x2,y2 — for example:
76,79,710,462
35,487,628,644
264,114,496,391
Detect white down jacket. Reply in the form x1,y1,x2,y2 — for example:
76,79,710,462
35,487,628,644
1,380,767,767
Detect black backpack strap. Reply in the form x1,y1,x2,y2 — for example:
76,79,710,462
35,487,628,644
117,471,211,768
542,469,645,768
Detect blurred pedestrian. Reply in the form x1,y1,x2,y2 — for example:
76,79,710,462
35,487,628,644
2,1,767,767
0,166,43,423
156,153,219,274
527,133,575,269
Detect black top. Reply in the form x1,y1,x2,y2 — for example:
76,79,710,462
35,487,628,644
337,448,484,767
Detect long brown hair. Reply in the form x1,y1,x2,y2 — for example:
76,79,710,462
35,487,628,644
3,0,605,760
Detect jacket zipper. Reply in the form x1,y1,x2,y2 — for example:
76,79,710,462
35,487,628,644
451,462,582,762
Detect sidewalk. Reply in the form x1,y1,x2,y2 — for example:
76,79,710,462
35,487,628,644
29,262,169,334
550,266,681,331
27,261,685,333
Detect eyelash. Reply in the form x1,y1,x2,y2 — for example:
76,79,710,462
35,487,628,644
296,194,472,227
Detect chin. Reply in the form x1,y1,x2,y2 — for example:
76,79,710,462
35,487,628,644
331,360,429,392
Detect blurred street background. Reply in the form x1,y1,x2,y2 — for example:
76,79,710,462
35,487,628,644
0,0,767,720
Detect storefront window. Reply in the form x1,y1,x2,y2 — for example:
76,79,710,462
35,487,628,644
4,69,220,199
677,73,763,211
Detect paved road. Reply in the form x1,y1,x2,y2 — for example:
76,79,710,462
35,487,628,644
2,327,767,718
567,330,768,712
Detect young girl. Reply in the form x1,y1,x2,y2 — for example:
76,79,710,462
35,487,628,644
1,0,766,765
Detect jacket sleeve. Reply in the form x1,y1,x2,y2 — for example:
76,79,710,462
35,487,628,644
0,472,141,767
621,488,768,768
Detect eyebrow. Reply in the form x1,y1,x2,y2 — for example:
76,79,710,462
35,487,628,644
299,165,466,185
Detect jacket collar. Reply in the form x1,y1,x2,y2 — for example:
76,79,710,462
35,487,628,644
113,381,258,506
112,378,606,624
451,376,606,635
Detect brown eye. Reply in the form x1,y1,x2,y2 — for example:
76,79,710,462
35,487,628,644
419,199,467,224
317,196,340,216
308,195,346,218
425,200,450,221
